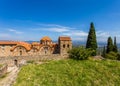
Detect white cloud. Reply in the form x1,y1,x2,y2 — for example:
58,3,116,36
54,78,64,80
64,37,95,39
62,30,116,43
36,23,88,36
63,31,88,37
31,23,120,43
73,31,88,36
37,23,68,28
0,33,11,38
96,31,110,37
3,23,118,43
32,27,70,32
73,37,87,41
47,28,70,32
8,29,23,34
32,23,73,33
0,33,12,40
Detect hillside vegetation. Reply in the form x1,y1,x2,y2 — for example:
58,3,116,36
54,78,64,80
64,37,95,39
14,59,120,86
0,64,2,68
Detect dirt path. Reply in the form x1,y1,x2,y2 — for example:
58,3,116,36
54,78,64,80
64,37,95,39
0,66,19,86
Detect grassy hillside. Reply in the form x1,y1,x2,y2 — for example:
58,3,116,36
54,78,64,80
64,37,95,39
14,59,120,86
0,64,3,68
0,65,2,68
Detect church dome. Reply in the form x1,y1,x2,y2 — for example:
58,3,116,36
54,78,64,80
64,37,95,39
41,36,52,41
40,36,52,45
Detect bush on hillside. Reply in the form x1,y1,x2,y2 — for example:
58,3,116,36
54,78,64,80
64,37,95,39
27,60,35,64
105,52,118,60
117,53,120,60
68,46,94,60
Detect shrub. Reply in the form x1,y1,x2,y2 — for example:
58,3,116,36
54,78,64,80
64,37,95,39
117,53,120,60
27,60,35,64
105,52,118,60
68,46,94,60
0,64,3,68
106,37,114,53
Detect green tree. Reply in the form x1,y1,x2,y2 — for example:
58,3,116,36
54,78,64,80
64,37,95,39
113,37,118,52
68,46,94,60
106,37,114,53
86,22,98,56
105,52,118,60
102,46,106,58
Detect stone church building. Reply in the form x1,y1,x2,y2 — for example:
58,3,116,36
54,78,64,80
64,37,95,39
0,36,72,57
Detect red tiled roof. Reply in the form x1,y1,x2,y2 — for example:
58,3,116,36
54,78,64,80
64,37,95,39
17,42,31,51
0,41,18,45
41,36,52,41
0,41,31,51
11,44,31,51
32,42,40,45
59,37,71,41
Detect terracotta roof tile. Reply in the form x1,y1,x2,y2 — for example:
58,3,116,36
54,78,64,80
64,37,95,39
0,41,18,45
32,42,39,45
41,36,52,41
59,36,71,41
17,42,31,50
0,41,31,51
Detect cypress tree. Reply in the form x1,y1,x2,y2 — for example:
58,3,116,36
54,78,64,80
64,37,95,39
86,22,98,55
102,46,106,58
113,37,118,52
106,37,114,53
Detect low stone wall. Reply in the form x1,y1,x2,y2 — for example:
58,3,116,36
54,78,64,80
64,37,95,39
0,64,7,77
0,54,69,67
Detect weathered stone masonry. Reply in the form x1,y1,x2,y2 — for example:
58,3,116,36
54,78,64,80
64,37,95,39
0,36,72,57
0,64,7,77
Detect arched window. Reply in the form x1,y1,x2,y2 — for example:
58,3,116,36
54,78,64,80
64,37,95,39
14,59,18,66
67,44,69,48
20,51,22,55
63,44,65,48
44,47,48,51
44,47,48,54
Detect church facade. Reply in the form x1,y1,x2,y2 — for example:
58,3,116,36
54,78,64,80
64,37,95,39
0,36,72,57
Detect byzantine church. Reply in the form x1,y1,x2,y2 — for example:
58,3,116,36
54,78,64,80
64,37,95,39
0,36,72,57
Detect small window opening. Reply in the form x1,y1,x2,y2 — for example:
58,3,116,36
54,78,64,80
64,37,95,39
63,44,65,48
67,44,69,48
20,51,22,55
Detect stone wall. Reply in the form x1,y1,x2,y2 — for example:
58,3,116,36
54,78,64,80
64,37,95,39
0,54,68,67
0,45,59,57
0,45,12,57
0,64,7,77
12,46,28,56
59,40,72,55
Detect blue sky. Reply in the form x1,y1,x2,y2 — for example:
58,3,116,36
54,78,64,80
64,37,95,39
0,0,120,43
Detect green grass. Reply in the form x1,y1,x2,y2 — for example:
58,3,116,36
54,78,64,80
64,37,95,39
0,64,3,68
0,72,9,79
14,59,120,86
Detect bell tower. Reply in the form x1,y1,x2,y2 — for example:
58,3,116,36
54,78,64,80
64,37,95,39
58,36,72,55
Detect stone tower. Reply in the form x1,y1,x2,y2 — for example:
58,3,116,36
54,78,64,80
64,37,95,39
58,36,72,55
